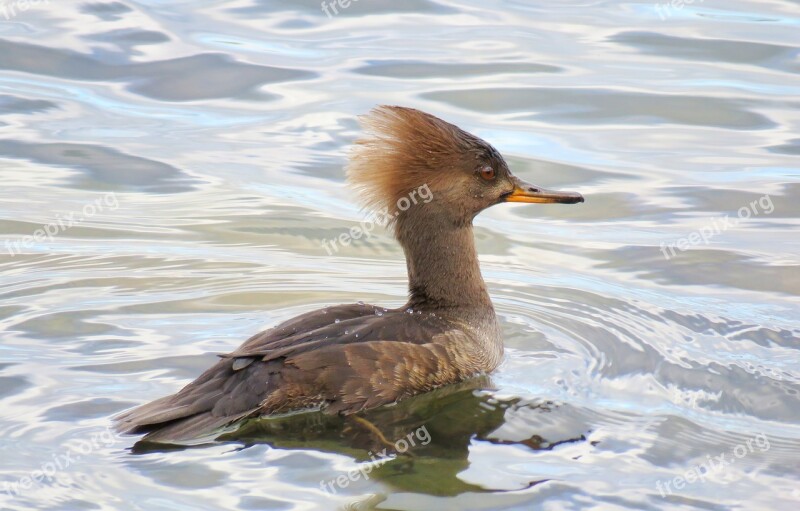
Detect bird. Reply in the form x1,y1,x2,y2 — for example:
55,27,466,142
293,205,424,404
114,105,584,443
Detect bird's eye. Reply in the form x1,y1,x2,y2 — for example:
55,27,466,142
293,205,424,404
479,167,496,181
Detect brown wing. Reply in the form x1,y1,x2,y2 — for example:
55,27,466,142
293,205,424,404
114,304,461,443
260,335,478,415
225,306,452,361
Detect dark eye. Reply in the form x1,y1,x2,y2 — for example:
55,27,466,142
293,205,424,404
479,166,496,181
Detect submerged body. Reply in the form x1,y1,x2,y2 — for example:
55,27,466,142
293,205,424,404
115,106,582,443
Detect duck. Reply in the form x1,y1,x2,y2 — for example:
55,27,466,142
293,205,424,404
114,105,584,443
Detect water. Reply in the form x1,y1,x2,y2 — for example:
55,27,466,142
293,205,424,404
1,1,798,509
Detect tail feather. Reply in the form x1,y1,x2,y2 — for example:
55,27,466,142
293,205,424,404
131,411,252,445
114,357,268,444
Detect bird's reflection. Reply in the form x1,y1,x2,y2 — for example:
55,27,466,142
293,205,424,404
131,376,589,496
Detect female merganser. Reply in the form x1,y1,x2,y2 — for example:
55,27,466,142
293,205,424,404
115,106,583,443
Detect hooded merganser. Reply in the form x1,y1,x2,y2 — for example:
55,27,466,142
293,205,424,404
115,106,583,443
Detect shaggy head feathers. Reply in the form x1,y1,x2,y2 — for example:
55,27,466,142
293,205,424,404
346,106,498,216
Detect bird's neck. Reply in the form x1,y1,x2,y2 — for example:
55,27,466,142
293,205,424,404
395,214,493,312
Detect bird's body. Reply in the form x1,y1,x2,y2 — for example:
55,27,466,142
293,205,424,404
115,106,583,443
117,302,501,443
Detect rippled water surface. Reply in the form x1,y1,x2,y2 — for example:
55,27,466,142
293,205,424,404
1,1,799,510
